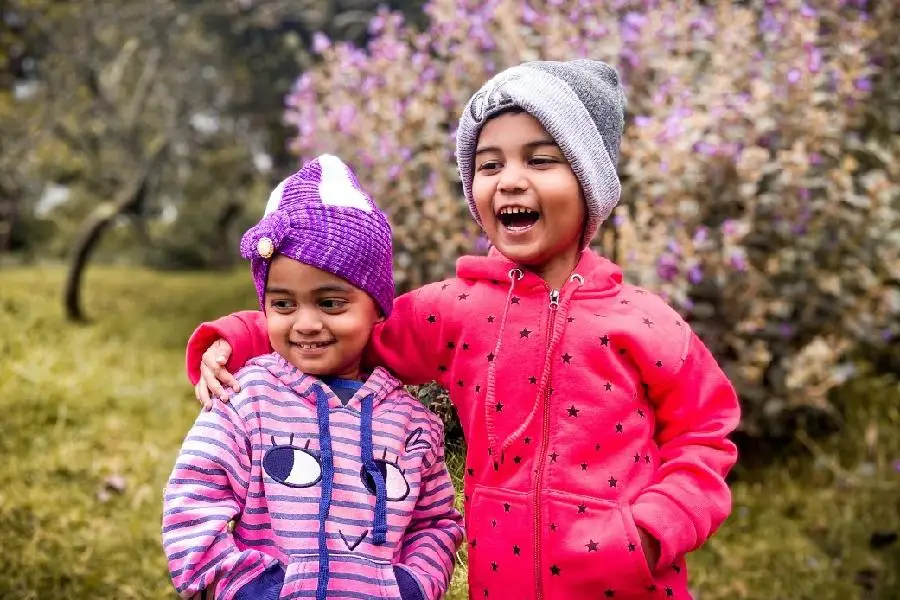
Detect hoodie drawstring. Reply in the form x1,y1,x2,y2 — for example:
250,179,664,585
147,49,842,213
483,268,523,461
486,272,585,458
313,385,334,600
360,393,388,545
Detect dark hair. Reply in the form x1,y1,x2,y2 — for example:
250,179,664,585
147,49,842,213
484,106,526,123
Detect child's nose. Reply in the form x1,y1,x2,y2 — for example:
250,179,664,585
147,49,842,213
497,162,528,193
291,307,324,333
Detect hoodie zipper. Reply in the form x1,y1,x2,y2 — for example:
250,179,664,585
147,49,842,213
533,286,561,600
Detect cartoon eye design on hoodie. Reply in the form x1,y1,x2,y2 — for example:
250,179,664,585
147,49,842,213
263,434,322,488
360,450,410,502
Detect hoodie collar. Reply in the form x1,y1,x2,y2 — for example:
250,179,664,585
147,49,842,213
265,353,401,411
456,246,623,296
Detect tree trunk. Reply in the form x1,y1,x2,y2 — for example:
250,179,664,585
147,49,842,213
211,201,242,269
63,160,157,321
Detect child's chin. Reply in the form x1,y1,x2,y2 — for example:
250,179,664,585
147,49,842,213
494,240,542,265
285,354,332,375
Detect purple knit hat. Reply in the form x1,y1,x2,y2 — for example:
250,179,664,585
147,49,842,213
240,154,394,316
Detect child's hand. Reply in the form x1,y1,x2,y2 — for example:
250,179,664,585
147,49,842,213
195,339,240,410
638,527,661,571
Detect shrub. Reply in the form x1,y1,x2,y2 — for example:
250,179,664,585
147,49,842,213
282,0,900,436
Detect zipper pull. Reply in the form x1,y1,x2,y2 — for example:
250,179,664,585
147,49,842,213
549,289,560,310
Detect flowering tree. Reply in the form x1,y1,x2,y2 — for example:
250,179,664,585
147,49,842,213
283,0,899,434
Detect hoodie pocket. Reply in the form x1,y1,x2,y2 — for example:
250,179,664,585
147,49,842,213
542,491,656,599
279,555,400,599
466,485,537,600
279,556,318,597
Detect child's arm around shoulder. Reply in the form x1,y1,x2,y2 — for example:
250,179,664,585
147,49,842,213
162,383,284,599
627,294,740,572
391,395,464,600
366,279,461,387
186,310,271,386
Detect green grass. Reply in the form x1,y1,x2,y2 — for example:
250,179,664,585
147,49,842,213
0,266,898,599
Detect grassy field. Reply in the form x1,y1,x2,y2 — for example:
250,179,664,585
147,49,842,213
0,266,898,599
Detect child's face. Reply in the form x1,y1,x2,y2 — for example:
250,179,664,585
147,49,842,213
472,111,585,274
264,256,382,380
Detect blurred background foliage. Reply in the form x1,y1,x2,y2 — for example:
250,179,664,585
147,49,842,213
1,0,899,598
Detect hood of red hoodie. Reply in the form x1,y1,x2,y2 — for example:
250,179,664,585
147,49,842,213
455,246,623,298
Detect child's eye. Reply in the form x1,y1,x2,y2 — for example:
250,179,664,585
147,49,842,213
270,299,295,312
477,160,501,172
319,298,348,312
530,156,558,167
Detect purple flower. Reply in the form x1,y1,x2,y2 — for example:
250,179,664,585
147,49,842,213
422,172,437,197
729,250,747,272
688,265,704,284
335,104,356,133
474,234,491,254
807,48,822,74
692,227,709,245
693,141,718,156
788,68,801,84
657,253,679,282
359,151,375,169
522,3,540,25
779,323,795,338
634,115,652,128
441,92,456,110
854,77,872,92
612,214,625,228
722,219,738,236
312,32,331,54
800,3,816,18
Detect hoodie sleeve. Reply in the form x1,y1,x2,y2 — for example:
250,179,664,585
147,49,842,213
394,422,464,600
630,332,740,571
162,404,284,599
366,282,455,387
185,310,270,385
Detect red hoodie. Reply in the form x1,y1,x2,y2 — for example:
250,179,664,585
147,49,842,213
187,249,740,600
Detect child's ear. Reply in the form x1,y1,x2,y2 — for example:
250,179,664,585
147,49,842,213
375,314,386,324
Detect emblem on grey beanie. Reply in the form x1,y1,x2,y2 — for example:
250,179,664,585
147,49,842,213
468,73,521,123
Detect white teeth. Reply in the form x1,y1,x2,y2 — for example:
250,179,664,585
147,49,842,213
297,342,329,349
498,206,536,215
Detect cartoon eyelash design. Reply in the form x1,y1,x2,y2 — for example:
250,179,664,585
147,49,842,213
263,434,322,488
360,449,411,501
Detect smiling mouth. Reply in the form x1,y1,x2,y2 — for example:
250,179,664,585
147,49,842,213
291,341,334,350
497,206,540,231
339,529,368,551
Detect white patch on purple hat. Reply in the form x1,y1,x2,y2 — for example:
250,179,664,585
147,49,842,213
263,178,287,216
317,154,372,212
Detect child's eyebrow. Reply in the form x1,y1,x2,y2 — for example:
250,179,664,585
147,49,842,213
474,138,558,155
265,284,353,295
314,284,354,294
265,286,293,295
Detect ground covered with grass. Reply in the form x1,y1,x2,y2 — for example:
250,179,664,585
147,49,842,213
1,266,897,599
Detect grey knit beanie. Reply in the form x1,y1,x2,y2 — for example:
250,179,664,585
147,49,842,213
455,59,627,245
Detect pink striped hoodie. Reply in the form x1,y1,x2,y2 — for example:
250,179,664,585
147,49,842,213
163,353,463,600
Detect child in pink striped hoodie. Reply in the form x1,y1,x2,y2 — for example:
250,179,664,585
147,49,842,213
162,155,463,600
186,61,741,599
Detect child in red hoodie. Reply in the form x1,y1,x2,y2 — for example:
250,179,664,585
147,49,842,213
187,60,740,600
